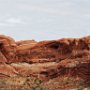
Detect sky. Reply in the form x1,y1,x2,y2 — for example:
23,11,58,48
0,0,90,41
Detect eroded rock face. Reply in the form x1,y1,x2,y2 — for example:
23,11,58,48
0,35,16,63
0,35,90,82
0,51,7,63
0,63,18,77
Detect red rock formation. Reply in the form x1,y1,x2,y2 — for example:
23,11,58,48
0,51,7,63
0,35,16,63
0,35,90,82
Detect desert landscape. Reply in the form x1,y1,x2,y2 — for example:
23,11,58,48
0,35,90,90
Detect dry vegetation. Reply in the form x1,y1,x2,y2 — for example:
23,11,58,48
0,76,90,90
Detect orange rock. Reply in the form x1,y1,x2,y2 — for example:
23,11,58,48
0,35,89,82
0,51,7,63
0,63,18,77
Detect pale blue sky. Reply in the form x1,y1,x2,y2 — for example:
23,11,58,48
0,0,90,41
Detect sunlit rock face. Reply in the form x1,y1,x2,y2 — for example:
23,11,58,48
0,35,90,81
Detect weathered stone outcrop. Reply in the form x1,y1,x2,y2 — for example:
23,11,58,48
0,35,16,63
0,51,7,63
0,35,90,82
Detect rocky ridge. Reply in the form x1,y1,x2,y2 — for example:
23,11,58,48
0,35,90,83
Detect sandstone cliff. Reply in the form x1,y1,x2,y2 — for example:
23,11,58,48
0,35,90,83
